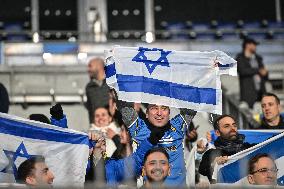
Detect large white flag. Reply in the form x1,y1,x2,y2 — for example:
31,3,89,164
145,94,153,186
214,132,284,186
0,113,89,187
105,46,236,114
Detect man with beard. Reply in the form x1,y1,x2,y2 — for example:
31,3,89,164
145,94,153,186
17,156,54,187
199,114,255,183
236,38,268,108
121,104,196,186
85,58,110,123
141,147,170,189
247,153,278,186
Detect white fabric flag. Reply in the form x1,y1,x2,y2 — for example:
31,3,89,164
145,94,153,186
0,113,89,187
105,46,236,114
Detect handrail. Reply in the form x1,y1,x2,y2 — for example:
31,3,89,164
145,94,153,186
222,86,260,129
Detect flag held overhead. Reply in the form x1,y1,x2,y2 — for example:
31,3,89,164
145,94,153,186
105,46,237,114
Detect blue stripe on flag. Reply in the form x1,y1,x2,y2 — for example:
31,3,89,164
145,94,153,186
116,74,216,105
210,130,281,144
218,133,284,183
0,117,89,145
278,175,284,185
105,63,116,78
217,63,234,68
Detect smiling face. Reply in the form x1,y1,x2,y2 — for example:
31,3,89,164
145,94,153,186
146,105,170,127
26,162,54,187
94,107,112,127
143,152,170,183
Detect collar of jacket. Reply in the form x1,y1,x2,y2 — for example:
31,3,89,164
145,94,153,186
91,78,105,86
261,115,284,128
214,134,246,155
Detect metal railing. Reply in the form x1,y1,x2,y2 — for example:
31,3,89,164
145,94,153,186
222,87,260,129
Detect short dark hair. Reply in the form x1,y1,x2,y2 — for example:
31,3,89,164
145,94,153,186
146,104,170,113
17,156,45,183
29,114,50,124
248,153,276,174
261,93,280,105
213,114,236,130
144,147,169,164
242,37,259,50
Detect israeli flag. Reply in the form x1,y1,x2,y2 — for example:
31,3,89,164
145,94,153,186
0,113,89,187
105,46,236,114
210,129,283,144
214,131,284,185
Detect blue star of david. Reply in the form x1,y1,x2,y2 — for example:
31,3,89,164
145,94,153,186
1,142,35,178
132,47,172,74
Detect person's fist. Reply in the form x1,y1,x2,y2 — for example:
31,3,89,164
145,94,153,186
259,68,268,76
214,156,228,165
206,131,212,143
106,128,116,139
196,139,208,154
50,103,63,120
187,129,198,141
96,138,106,152
88,131,103,141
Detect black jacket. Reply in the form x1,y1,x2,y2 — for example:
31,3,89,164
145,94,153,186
0,83,9,113
198,134,255,182
85,79,110,123
236,52,268,108
258,115,284,129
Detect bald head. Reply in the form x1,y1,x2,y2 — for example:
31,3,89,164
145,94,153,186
88,58,105,80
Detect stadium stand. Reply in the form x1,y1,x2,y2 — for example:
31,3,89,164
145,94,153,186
0,0,283,187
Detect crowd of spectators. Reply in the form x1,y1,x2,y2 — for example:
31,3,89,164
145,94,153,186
0,38,283,188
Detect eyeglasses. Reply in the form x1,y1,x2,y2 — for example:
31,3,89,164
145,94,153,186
251,168,278,175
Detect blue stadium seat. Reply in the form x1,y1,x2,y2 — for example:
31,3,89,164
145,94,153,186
269,21,284,29
243,21,260,29
218,22,235,30
222,32,238,40
4,22,29,41
192,22,209,30
274,32,284,40
196,32,215,40
248,32,267,40
166,22,188,39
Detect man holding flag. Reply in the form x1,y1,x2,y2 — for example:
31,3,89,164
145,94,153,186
106,47,236,186
198,114,256,183
105,46,237,186
120,104,196,186
215,127,284,186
